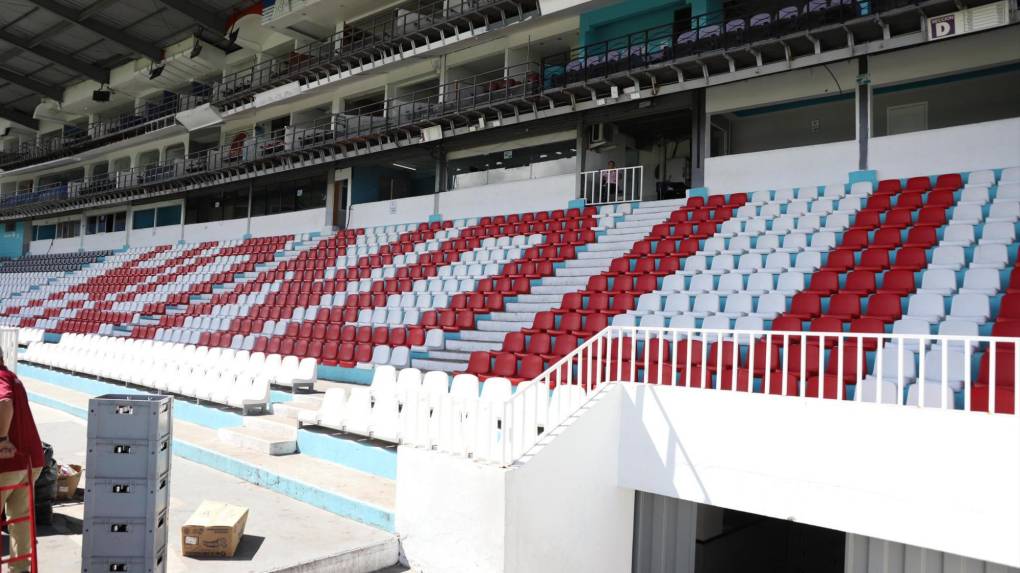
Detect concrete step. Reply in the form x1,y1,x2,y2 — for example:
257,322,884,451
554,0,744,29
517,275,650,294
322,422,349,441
446,339,503,353
531,284,581,295
458,330,510,343
513,293,562,304
272,399,322,420
412,358,466,372
487,311,537,322
576,249,628,259
539,276,590,287
427,349,474,361
477,319,531,332
217,423,298,456
504,301,555,313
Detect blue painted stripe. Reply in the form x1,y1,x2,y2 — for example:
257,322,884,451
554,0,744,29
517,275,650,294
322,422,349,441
173,441,394,532
29,389,394,531
297,429,397,480
22,363,244,429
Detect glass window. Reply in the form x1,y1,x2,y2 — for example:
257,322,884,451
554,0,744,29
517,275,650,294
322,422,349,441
133,209,156,229
156,205,182,227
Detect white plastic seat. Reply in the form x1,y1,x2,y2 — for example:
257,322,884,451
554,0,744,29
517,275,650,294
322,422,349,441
927,246,965,271
948,293,990,323
917,269,958,296
750,292,786,320
906,293,946,323
970,244,1008,269
959,268,1002,295
450,373,480,400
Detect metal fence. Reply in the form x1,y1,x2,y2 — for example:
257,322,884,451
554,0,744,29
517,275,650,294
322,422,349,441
581,166,643,205
427,325,1019,466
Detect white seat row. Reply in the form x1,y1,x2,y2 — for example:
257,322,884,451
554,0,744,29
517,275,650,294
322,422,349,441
299,366,587,452
21,334,319,412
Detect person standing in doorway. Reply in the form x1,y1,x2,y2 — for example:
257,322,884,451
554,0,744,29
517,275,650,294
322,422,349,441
601,160,620,202
0,349,43,573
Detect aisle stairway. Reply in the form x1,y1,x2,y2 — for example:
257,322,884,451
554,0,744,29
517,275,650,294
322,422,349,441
412,199,691,372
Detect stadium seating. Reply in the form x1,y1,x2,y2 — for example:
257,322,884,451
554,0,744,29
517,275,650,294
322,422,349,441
8,166,1018,416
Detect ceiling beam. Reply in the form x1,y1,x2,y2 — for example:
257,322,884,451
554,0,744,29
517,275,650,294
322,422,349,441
27,0,163,62
0,68,63,100
0,106,40,130
0,30,109,84
156,0,237,53
156,0,226,33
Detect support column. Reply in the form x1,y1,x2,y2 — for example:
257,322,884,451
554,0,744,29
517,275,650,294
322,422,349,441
575,118,586,200
857,55,870,171
245,182,253,236
690,89,707,189
434,147,447,217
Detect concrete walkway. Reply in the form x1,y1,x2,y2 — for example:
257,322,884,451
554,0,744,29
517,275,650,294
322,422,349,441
26,392,399,572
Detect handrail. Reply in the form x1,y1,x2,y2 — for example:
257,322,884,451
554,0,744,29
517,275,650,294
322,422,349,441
494,325,1020,465
0,93,206,171
213,0,536,105
0,62,543,211
581,166,643,205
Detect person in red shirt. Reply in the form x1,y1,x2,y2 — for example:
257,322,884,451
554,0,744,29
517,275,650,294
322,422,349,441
0,349,43,573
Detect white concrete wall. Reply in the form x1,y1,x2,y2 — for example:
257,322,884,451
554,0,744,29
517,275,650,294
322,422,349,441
396,385,633,573
504,385,633,573
869,117,1020,180
129,224,181,248
28,236,82,255
349,194,435,229
704,140,856,193
617,384,1020,568
81,231,127,252
249,207,326,238
348,173,577,229
182,218,248,244
439,173,575,221
396,447,508,573
707,60,857,114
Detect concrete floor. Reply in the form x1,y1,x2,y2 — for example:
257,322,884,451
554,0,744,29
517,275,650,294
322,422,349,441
26,402,398,573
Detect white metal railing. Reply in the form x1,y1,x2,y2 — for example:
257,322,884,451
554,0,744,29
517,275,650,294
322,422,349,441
0,328,17,373
493,325,1020,465
581,165,643,205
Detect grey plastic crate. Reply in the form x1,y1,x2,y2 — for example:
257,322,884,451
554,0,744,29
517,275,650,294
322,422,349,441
87,395,172,442
83,511,167,559
85,473,169,520
86,437,170,480
83,393,173,573
83,545,167,573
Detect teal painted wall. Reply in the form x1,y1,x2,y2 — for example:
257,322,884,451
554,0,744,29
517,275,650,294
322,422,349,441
580,0,685,46
578,0,724,46
0,222,26,259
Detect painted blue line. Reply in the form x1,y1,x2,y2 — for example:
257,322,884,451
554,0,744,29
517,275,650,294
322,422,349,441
27,388,395,531
297,429,397,480
22,363,244,430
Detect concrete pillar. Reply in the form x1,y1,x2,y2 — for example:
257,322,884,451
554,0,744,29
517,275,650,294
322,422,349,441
857,55,871,171
690,88,707,188
434,147,447,216
575,119,586,200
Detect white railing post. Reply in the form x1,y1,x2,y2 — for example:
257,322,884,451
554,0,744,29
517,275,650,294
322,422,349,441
580,165,644,205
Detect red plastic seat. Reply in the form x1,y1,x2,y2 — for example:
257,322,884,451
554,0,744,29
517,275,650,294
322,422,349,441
892,248,927,271
524,311,554,335
805,271,839,296
865,293,903,323
828,293,862,321
844,271,876,296
787,293,821,320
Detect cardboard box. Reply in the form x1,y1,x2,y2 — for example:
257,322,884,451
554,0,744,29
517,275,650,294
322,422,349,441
180,501,249,558
56,464,83,500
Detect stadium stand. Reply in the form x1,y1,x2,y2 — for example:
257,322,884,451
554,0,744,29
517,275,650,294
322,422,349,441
10,167,1017,420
